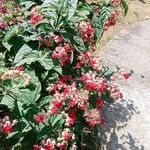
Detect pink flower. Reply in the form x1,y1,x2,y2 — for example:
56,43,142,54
50,33,64,43
62,129,73,141
81,72,108,93
29,7,43,25
33,145,40,150
111,0,120,6
34,139,56,150
0,22,7,30
49,99,63,114
74,61,83,69
1,122,13,133
49,107,60,114
88,57,103,71
15,66,24,71
49,91,66,114
43,139,56,150
0,116,17,134
96,82,107,93
86,81,96,91
109,84,123,100
111,70,130,80
52,44,73,65
57,141,66,150
33,112,46,123
96,98,105,109
0,6,7,14
51,99,63,108
83,109,103,127
79,21,94,44
104,11,119,30
67,109,76,126
77,51,103,71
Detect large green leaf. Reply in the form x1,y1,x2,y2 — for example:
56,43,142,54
67,0,78,19
41,0,78,29
0,95,15,109
3,26,19,42
16,69,41,104
38,53,54,70
16,51,54,70
14,44,33,64
1,69,41,104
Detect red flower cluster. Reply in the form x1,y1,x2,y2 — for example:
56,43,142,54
47,75,72,94
104,11,119,30
0,116,17,134
83,109,104,127
96,98,106,109
15,66,24,71
0,22,7,30
80,71,107,92
50,33,64,44
0,6,7,14
52,43,74,65
75,51,103,71
66,109,76,126
34,129,74,150
48,83,89,115
109,84,123,100
0,1,22,29
34,139,56,150
33,112,47,123
79,21,95,44
111,0,120,6
111,69,130,80
29,7,43,25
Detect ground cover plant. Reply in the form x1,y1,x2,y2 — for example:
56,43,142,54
0,0,128,149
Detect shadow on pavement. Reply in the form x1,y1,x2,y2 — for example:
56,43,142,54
100,99,144,150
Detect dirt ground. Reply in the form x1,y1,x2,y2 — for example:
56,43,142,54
96,0,150,50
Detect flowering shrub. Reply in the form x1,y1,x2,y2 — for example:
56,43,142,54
0,0,128,149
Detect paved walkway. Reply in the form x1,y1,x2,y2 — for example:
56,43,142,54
101,20,150,150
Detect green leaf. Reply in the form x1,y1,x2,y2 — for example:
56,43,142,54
39,53,54,70
0,95,15,109
39,96,52,107
67,0,78,19
92,16,104,41
16,51,39,66
3,26,19,42
61,29,86,52
2,42,12,51
53,65,62,74
14,44,33,64
6,131,19,140
51,114,64,129
0,53,5,67
20,1,36,9
36,23,54,33
20,130,37,150
16,51,54,70
121,0,128,16
17,69,41,104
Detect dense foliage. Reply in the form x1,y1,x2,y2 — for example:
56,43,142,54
0,0,128,149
